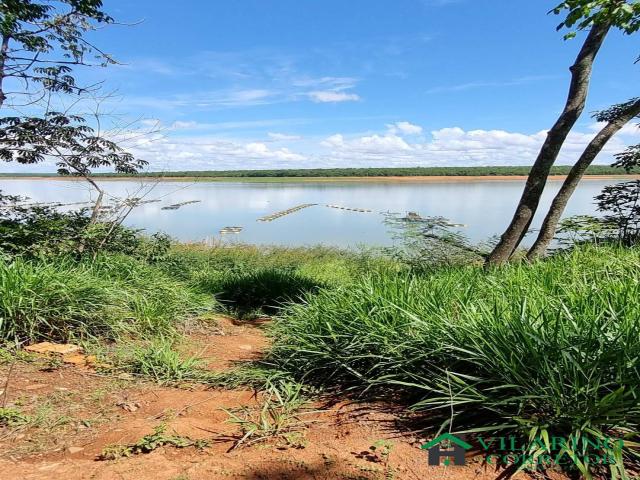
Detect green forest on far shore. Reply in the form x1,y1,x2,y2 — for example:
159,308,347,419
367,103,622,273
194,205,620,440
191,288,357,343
0,164,636,179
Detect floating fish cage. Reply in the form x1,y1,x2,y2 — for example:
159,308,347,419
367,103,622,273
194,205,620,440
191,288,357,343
220,226,243,234
325,204,373,213
403,211,423,221
257,203,317,222
161,200,201,210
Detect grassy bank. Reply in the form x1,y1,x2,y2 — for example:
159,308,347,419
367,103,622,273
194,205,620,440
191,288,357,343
0,244,375,343
0,239,638,477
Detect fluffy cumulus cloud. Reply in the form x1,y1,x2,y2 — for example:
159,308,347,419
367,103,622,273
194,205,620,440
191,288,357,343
590,121,640,138
387,121,423,136
119,133,306,172
4,119,637,174
318,122,637,168
123,120,638,172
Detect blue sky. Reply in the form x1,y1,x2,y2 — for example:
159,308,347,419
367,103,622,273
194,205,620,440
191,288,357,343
10,0,640,171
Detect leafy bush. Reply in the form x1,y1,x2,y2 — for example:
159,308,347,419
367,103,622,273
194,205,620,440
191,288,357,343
0,206,130,258
382,213,487,270
269,245,640,477
0,204,172,261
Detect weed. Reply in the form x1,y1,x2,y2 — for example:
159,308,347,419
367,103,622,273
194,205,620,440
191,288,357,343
0,254,213,344
223,379,313,450
99,423,208,460
0,407,30,427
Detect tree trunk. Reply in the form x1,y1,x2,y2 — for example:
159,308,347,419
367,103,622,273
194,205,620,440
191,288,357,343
89,188,104,225
526,99,640,260
0,35,10,109
485,22,611,267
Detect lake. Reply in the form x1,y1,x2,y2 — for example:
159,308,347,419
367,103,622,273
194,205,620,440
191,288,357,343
0,177,621,247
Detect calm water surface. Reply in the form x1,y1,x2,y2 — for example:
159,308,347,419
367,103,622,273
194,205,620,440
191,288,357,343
0,178,618,247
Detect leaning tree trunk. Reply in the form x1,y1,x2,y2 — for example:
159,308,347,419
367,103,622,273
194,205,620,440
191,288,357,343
485,22,611,266
0,35,10,109
526,98,640,260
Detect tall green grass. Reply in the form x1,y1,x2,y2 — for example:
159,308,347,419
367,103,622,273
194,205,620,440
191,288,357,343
214,268,325,318
162,244,384,287
160,244,389,318
269,245,640,477
0,254,213,344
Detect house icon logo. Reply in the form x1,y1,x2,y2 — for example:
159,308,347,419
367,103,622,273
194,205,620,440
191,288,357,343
421,433,472,466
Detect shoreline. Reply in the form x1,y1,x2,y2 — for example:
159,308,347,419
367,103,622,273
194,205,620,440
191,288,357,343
1,174,639,183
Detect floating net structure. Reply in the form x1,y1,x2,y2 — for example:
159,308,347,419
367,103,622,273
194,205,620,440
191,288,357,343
325,204,372,213
257,203,317,222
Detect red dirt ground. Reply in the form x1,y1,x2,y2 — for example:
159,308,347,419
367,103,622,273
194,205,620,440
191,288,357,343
0,317,562,480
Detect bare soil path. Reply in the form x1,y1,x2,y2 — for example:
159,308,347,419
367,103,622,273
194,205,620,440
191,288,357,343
0,317,553,480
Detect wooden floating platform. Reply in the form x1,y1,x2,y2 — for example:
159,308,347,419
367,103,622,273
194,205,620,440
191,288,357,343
161,200,201,210
220,226,243,234
325,204,373,213
257,203,317,222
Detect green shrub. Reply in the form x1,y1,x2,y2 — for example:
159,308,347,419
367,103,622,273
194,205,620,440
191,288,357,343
269,245,640,478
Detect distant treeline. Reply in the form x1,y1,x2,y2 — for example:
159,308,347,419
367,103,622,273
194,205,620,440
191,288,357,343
115,165,632,177
1,165,635,178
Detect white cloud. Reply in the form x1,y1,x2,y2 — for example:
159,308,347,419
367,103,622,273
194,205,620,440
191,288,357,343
308,90,361,103
387,121,423,136
120,123,634,172
590,121,640,137
620,123,640,137
292,76,358,89
268,132,302,141
321,134,345,147
124,88,278,111
318,125,633,167
243,142,305,161
119,133,307,171
4,121,635,174
357,134,412,151
140,118,162,127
